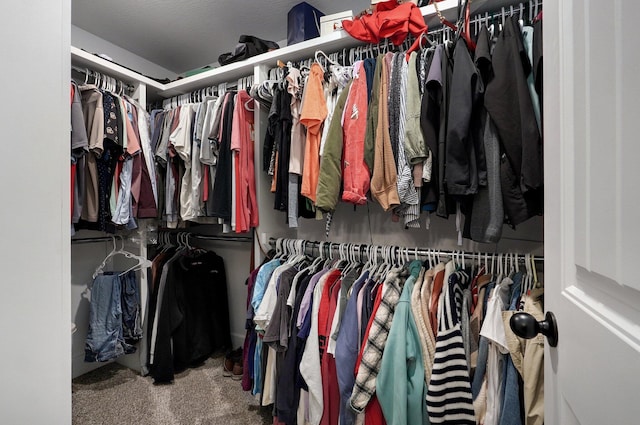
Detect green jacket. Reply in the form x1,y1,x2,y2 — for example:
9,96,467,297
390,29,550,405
364,55,383,173
404,52,429,165
315,81,352,213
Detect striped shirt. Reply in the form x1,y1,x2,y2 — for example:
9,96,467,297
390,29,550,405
389,53,420,228
426,269,476,424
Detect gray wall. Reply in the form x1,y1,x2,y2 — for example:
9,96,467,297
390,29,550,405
0,1,72,423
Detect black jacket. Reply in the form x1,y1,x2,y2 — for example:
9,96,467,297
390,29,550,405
151,249,230,383
485,16,543,225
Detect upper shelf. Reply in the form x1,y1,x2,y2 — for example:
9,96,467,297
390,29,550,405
71,46,165,91
71,0,522,100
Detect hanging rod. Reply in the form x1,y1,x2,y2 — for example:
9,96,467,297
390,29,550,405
159,231,253,243
192,234,253,243
268,238,543,263
71,235,123,245
160,75,252,109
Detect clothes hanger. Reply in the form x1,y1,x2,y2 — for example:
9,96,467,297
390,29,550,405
93,236,119,279
522,254,530,295
92,237,151,278
362,245,374,274
275,238,284,259
348,47,356,65
496,253,503,284
372,246,384,280
532,255,541,290
119,247,154,276
314,50,331,72
335,243,347,270
289,240,308,266
518,3,524,26
322,242,333,269
372,246,387,282
406,30,432,59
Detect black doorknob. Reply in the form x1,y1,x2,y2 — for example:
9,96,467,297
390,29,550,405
509,311,558,347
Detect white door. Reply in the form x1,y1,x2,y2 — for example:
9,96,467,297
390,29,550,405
545,0,640,423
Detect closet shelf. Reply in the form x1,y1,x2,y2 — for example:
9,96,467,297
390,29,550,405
71,0,516,99
71,46,165,92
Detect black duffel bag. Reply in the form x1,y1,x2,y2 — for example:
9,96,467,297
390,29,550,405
218,35,280,66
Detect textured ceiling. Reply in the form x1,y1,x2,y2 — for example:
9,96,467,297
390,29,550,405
72,0,370,74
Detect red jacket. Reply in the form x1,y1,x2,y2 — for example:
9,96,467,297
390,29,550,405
342,1,426,46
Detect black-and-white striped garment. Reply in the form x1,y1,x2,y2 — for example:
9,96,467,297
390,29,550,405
426,270,476,424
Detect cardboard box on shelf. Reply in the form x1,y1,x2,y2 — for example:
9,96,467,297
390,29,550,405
319,10,354,36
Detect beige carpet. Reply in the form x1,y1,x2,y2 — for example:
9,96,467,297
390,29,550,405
72,356,272,425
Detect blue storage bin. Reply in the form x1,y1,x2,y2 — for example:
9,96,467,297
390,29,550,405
287,2,325,45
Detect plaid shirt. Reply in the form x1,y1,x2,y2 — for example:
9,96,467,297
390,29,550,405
349,266,409,412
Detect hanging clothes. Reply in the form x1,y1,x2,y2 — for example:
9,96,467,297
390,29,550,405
72,80,159,233
370,54,400,211
484,16,543,226
300,63,328,205
341,61,370,205
376,260,426,425
148,246,231,383
349,266,408,413
232,90,259,232
240,240,544,425
85,271,140,362
210,92,235,221
426,269,475,424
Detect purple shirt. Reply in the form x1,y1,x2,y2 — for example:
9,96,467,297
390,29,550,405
296,267,329,329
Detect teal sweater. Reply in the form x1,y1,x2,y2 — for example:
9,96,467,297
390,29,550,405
377,260,429,424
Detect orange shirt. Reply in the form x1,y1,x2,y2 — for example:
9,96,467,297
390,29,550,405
300,63,328,204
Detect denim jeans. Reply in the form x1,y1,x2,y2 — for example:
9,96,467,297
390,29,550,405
499,273,524,425
85,273,136,362
121,270,142,343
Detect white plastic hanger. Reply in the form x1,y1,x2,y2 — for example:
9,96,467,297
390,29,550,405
93,236,119,279
93,237,152,279
523,254,532,295
119,248,154,276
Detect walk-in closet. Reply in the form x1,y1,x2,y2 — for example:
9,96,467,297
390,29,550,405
3,0,640,424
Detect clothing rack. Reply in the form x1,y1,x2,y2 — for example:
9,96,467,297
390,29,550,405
160,74,253,109
71,235,123,245
269,237,543,263
71,65,135,94
158,230,253,244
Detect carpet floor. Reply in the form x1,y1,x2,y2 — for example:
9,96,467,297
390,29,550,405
72,356,272,425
